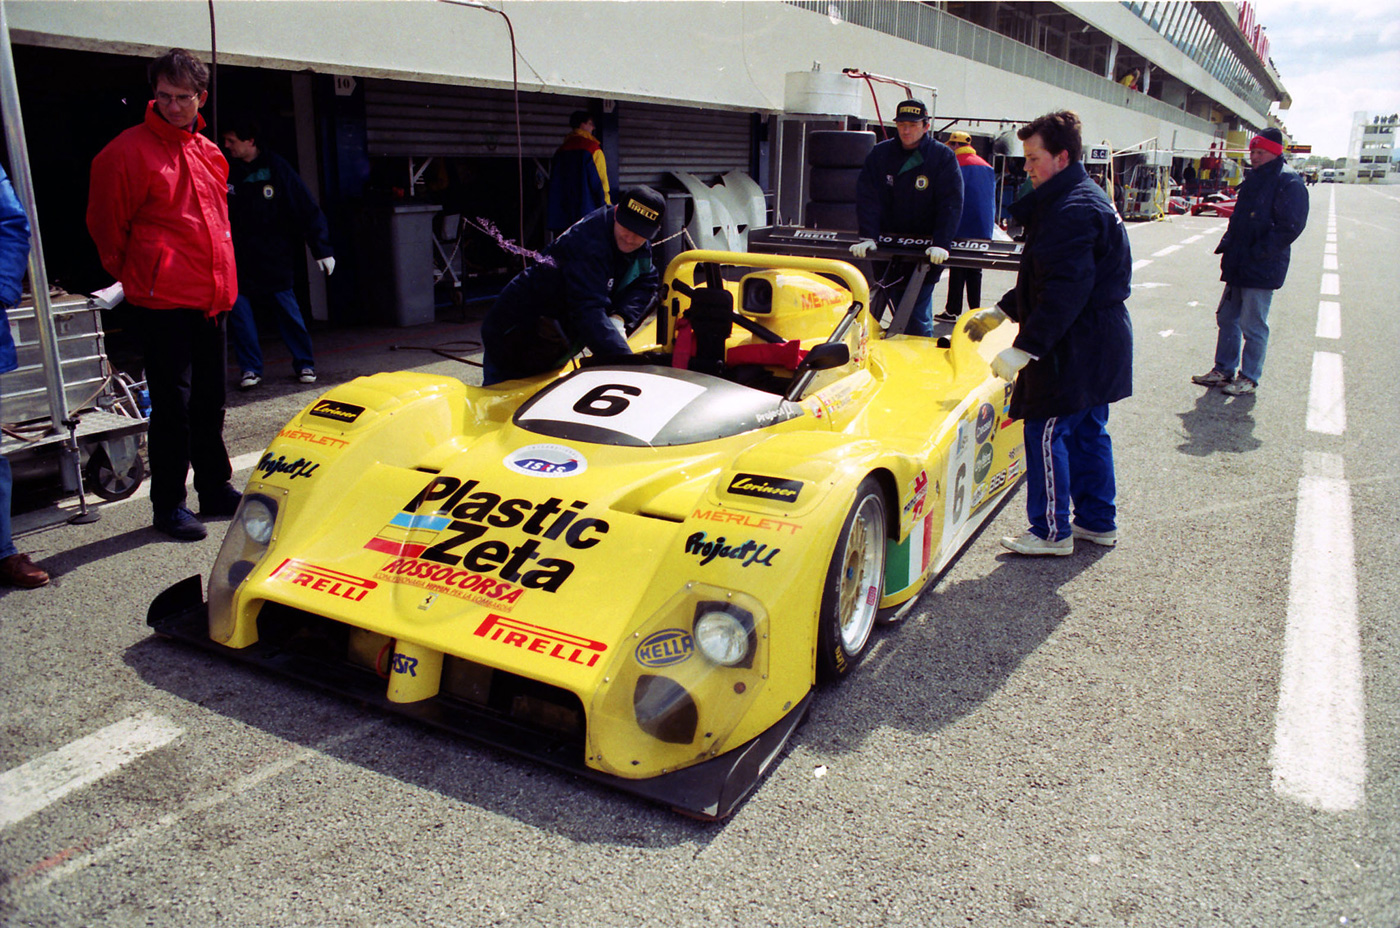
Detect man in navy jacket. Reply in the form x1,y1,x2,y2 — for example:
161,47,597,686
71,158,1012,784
481,186,663,385
934,130,996,323
851,99,963,337
965,111,1133,556
1191,126,1308,396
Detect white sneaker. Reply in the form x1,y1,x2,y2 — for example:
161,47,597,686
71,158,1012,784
1222,377,1256,395
239,371,261,389
298,368,317,384
1000,531,1073,556
1191,369,1233,387
1072,524,1118,547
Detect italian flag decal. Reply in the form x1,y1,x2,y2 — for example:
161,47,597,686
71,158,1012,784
885,511,936,594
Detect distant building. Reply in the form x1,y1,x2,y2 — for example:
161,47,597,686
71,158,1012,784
1347,112,1399,184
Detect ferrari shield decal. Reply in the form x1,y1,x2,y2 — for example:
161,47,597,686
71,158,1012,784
504,443,587,477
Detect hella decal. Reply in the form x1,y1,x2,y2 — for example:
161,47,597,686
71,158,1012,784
473,613,607,668
308,399,365,424
365,476,609,594
727,473,802,504
503,443,587,478
636,629,694,668
684,532,779,568
256,452,320,481
271,559,375,602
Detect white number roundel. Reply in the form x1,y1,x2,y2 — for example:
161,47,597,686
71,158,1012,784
517,370,708,443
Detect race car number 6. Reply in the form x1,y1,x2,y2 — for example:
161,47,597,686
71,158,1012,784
573,383,641,417
518,370,708,443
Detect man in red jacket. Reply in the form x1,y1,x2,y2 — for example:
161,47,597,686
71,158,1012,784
87,48,240,541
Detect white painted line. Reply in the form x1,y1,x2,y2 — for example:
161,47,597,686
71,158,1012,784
0,712,184,829
1327,234,1337,243
1132,259,1153,271
1321,273,1340,295
1323,254,1338,271
1306,352,1346,435
1272,452,1364,812
1180,234,1203,244
1153,245,1183,257
1316,301,1341,340
1324,242,1337,254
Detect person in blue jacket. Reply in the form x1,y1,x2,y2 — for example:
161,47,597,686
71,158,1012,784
934,130,996,324
547,110,611,236
221,117,335,389
849,99,963,337
481,186,664,385
1191,126,1309,396
0,164,50,588
964,111,1133,557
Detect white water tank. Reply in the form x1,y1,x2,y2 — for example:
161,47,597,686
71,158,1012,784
784,68,861,118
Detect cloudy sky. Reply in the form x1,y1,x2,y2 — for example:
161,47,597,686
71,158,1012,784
1253,0,1400,157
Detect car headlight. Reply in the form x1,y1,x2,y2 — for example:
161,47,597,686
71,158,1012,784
208,491,281,645
694,605,753,667
241,496,276,546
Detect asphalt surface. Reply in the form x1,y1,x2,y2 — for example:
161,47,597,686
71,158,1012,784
1,183,1397,927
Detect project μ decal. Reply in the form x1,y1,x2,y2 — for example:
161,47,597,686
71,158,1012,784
727,473,803,504
974,402,996,444
684,532,780,568
308,399,365,424
503,443,587,478
473,613,607,668
366,476,609,601
691,508,802,535
255,452,319,481
270,559,376,602
973,442,995,484
635,628,694,668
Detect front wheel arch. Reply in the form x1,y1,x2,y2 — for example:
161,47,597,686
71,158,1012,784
815,474,889,683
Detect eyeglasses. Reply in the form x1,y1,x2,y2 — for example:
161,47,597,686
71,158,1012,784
155,91,199,105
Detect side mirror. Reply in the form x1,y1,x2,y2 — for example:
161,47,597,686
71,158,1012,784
802,342,850,371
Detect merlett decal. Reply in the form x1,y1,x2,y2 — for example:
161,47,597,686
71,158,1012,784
684,531,779,568
278,427,349,449
727,473,803,504
691,508,802,535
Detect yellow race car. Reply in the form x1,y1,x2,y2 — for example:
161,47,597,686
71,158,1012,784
149,248,1024,819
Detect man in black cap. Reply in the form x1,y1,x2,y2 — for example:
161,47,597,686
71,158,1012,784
481,186,664,384
850,98,963,337
1190,125,1308,396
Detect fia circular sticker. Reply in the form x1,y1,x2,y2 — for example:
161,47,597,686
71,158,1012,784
503,443,587,478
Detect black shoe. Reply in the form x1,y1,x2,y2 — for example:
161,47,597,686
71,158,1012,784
154,506,208,541
199,483,242,517
932,311,960,324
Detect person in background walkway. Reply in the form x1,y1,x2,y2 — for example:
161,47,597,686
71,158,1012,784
0,164,50,588
964,110,1133,557
482,186,663,385
1190,127,1308,396
850,99,963,337
221,116,334,389
547,110,610,236
87,48,239,542
934,130,996,324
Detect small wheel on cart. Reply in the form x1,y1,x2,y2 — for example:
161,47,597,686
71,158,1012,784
85,446,146,501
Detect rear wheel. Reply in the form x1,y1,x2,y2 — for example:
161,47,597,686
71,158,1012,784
816,476,887,682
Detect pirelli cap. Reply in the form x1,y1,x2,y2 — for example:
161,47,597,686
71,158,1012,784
946,130,972,145
894,99,928,122
616,185,666,239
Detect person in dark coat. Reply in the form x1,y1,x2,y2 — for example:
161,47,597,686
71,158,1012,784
481,186,664,385
221,117,335,388
1190,126,1309,396
934,129,996,323
547,110,610,236
850,99,963,337
965,110,1133,556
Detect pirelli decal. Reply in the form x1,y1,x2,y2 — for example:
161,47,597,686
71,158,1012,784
309,399,366,424
473,613,607,668
727,473,802,504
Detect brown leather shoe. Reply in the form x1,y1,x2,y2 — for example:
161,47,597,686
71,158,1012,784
0,553,50,588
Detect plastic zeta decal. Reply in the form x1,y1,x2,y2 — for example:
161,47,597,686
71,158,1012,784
516,370,706,444
308,399,365,424
503,443,588,478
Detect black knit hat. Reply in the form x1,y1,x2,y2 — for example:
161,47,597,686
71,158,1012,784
1259,127,1284,145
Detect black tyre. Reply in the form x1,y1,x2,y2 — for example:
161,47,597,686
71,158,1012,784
816,476,887,682
809,167,861,203
85,446,146,501
805,201,859,231
808,130,876,168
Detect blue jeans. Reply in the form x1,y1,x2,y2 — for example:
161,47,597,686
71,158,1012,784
1212,285,1273,384
895,268,942,337
0,392,13,559
229,289,315,375
1022,405,1116,542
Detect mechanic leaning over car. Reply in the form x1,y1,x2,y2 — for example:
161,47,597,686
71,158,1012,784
964,110,1134,557
1189,126,1309,397
849,99,963,337
481,186,664,385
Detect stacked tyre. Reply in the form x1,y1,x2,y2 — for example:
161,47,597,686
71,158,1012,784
805,130,875,231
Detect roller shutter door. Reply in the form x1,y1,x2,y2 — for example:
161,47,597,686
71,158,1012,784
364,78,580,158
617,103,754,186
